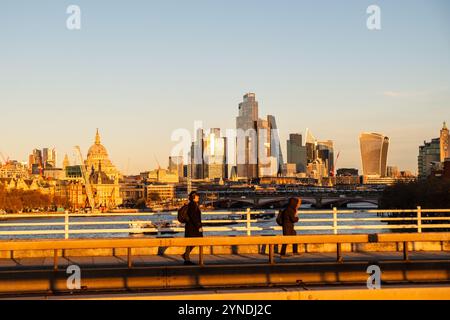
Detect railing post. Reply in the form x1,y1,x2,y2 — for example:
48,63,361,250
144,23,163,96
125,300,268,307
53,249,58,271
199,246,204,266
127,248,132,268
417,206,422,233
64,210,69,240
336,243,343,263
246,208,251,236
333,207,338,235
269,244,274,264
403,242,409,261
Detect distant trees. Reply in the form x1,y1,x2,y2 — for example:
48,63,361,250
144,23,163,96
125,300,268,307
134,198,147,209
379,178,450,232
0,185,54,213
379,178,450,209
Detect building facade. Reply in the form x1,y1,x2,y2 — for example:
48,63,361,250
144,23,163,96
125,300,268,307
418,138,441,179
287,134,307,174
85,130,122,208
359,132,390,177
440,122,449,162
85,129,120,181
236,93,259,179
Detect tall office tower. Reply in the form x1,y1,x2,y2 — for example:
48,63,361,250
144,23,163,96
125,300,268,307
305,128,317,163
267,115,284,176
359,133,390,177
44,148,57,168
440,122,449,162
32,149,43,169
418,138,441,179
203,128,226,179
287,134,307,173
28,154,35,172
51,148,57,167
190,128,204,179
256,118,277,177
168,156,184,178
42,148,49,167
317,140,334,176
236,93,259,179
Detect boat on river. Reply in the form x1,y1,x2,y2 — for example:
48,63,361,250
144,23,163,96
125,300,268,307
129,221,180,235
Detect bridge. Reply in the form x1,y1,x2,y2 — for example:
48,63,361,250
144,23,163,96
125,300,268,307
0,208,449,299
204,196,379,209
0,233,449,299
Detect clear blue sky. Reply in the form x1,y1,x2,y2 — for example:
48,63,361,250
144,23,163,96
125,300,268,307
1,0,449,174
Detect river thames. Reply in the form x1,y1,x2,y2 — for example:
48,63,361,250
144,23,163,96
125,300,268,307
0,203,391,240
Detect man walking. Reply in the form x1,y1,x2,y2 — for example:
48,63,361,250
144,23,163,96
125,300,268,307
181,191,203,265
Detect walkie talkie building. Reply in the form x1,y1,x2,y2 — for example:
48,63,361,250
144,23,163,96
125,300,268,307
359,133,390,177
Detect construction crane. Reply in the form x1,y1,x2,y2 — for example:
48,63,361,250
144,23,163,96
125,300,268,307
330,151,341,177
154,154,161,170
0,152,9,165
74,146,97,213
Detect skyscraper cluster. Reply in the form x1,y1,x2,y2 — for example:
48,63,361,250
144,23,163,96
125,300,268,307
28,148,57,175
235,93,283,179
189,128,228,180
183,92,337,182
286,129,335,180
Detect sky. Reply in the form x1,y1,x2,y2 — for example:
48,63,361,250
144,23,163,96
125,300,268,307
1,0,449,175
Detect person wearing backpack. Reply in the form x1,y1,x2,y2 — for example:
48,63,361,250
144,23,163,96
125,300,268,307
280,197,301,257
181,191,203,265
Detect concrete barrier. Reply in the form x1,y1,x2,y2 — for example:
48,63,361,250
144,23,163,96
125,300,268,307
1,241,449,259
0,260,449,296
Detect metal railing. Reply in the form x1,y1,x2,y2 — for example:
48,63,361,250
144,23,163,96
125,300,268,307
0,207,449,239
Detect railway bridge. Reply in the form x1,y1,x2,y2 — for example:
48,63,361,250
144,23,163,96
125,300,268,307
204,196,379,209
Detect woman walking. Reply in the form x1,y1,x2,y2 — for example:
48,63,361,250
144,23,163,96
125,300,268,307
280,197,301,257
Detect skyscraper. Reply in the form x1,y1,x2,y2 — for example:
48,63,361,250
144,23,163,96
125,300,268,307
203,128,227,180
235,93,284,179
305,128,317,164
190,128,204,179
287,134,307,173
44,148,57,168
267,115,284,176
168,156,184,178
359,133,390,177
236,93,259,179
440,122,449,162
42,148,49,167
256,118,271,177
317,140,334,176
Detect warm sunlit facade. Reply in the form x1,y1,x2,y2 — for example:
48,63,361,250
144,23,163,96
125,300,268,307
359,132,390,177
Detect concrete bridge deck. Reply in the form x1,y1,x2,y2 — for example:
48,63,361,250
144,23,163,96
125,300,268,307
1,251,449,270
0,233,448,298
0,251,449,298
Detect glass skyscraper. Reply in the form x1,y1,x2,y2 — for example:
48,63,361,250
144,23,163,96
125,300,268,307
359,133,390,177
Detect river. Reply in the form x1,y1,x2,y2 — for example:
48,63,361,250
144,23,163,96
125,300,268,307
0,203,391,240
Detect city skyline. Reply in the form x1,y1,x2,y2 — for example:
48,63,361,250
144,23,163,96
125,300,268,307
1,1,450,173
2,111,448,177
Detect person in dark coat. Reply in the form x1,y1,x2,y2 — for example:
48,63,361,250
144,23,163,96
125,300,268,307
280,197,301,256
181,191,203,265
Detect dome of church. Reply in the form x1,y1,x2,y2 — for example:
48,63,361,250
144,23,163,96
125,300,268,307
87,129,109,160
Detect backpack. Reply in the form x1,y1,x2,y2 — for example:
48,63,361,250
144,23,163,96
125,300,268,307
177,204,189,223
276,209,284,226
